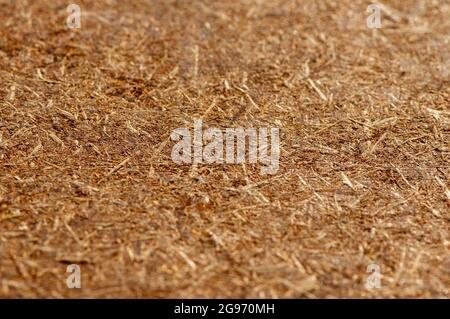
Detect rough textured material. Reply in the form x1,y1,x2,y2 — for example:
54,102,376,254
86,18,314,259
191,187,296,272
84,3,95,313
0,0,448,298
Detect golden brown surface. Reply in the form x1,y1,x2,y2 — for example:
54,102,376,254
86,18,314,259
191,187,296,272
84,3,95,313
0,0,449,298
